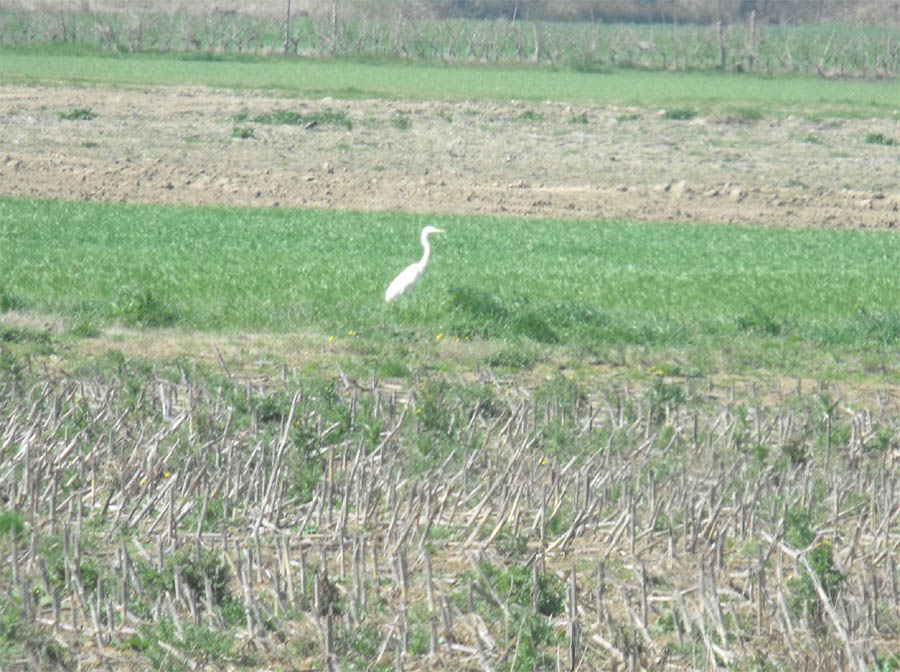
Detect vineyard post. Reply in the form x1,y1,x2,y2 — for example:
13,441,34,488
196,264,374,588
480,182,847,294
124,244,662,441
283,0,291,53
716,20,727,70
331,0,338,56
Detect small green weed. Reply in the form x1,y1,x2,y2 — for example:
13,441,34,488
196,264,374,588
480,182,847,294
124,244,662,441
870,653,900,672
286,444,324,505
508,612,559,672
785,506,815,548
535,373,585,410
59,107,96,120
69,320,101,338
390,113,411,130
456,560,564,671
469,560,565,617
616,112,642,122
0,290,28,314
253,107,352,130
495,531,530,559
517,110,545,123
0,600,22,655
736,305,785,336
0,599,72,668
569,111,589,124
138,545,236,611
648,375,685,405
801,134,823,144
663,107,697,120
231,125,255,139
788,540,845,625
253,109,305,124
485,345,536,369
315,108,354,129
724,105,764,122
254,390,294,424
374,358,409,378
113,288,177,328
653,609,681,634
865,132,896,146
0,511,25,539
181,496,228,533
140,619,245,669
334,623,382,671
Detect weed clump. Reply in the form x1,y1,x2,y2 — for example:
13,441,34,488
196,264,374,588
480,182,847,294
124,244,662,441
516,110,545,123
232,125,255,139
252,107,353,130
390,113,411,130
865,132,896,146
113,287,177,328
663,107,697,120
58,107,96,120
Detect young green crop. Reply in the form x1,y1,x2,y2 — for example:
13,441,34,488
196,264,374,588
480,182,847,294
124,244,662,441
1,49,897,119
2,197,900,375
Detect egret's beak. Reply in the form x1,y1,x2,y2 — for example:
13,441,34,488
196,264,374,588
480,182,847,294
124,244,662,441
434,228,446,234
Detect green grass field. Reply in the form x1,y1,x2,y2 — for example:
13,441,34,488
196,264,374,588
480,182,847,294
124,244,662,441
3,197,900,378
2,48,898,118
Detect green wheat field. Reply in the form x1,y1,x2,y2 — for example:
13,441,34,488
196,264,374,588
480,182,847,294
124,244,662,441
3,197,900,376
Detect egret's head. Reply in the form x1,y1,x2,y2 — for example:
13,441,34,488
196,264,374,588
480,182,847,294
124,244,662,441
422,226,445,236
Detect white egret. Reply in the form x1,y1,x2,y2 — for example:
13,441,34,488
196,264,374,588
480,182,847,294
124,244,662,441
384,226,445,302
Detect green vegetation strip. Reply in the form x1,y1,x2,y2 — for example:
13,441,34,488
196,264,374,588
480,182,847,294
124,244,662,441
1,49,897,117
3,197,900,377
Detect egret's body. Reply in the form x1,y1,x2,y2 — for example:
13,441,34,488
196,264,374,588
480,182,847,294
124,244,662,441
384,226,445,302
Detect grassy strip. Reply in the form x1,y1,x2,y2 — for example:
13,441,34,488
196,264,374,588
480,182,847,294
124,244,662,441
0,49,897,117
2,197,900,378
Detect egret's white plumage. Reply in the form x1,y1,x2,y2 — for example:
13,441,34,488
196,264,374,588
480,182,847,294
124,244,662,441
384,226,445,302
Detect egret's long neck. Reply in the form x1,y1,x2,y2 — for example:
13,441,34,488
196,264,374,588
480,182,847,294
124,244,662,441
419,231,432,266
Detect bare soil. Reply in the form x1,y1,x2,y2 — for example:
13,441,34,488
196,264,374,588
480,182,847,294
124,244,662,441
2,84,898,229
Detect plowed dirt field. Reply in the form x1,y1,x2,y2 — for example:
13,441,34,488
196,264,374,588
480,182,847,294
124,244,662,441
2,84,898,228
